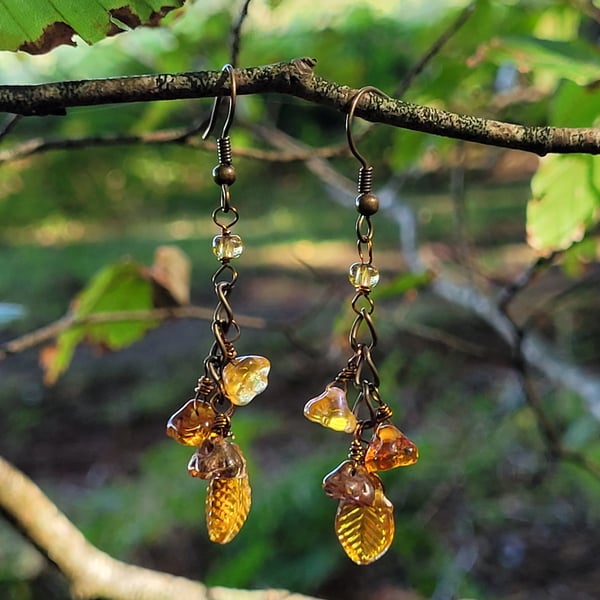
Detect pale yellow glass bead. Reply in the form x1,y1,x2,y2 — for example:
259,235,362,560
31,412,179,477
348,262,379,289
304,387,357,433
212,234,243,261
222,355,270,406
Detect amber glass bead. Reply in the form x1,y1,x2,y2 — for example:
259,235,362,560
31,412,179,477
166,400,216,446
206,471,252,544
222,355,270,406
348,262,380,289
335,487,395,565
212,234,243,261
322,460,383,506
364,423,419,472
188,437,247,480
304,387,357,433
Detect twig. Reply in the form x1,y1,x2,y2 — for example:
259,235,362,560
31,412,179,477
396,1,476,97
0,454,321,600
0,127,347,164
230,0,253,68
0,59,598,154
498,251,560,312
0,114,21,141
0,307,266,360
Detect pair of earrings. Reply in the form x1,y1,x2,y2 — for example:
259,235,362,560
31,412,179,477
165,71,419,564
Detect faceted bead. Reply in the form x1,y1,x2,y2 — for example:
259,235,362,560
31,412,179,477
349,262,380,289
364,423,419,472
206,471,251,544
322,460,382,506
212,234,243,261
188,437,247,480
335,487,395,565
303,387,357,433
166,399,216,446
222,355,270,406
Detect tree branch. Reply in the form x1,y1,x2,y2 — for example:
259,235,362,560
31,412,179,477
0,127,346,164
1,58,598,155
0,306,266,361
0,455,321,600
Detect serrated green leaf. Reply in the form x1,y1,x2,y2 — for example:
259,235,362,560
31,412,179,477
0,0,184,54
42,259,157,384
527,155,600,253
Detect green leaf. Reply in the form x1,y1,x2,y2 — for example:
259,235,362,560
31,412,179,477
42,259,157,384
527,155,600,253
551,80,600,127
480,36,600,85
373,271,433,301
0,0,184,54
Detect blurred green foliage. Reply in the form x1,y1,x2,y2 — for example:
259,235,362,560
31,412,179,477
1,1,600,600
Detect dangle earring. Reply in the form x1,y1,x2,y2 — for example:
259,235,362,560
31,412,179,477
304,87,419,565
165,65,270,544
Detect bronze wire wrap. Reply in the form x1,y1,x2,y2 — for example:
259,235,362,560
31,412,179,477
345,86,393,455
196,64,242,429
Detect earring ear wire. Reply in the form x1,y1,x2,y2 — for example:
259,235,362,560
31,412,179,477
202,63,237,141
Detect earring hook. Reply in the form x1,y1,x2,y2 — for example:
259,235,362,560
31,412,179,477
202,64,237,140
345,86,387,169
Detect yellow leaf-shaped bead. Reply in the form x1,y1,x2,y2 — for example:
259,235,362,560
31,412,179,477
364,423,419,472
334,488,395,565
166,399,216,446
206,472,252,544
222,355,270,406
304,387,357,433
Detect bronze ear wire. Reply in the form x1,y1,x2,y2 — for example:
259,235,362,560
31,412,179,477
304,86,419,565
165,64,270,545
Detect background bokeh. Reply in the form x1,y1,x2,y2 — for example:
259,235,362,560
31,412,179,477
1,1,600,599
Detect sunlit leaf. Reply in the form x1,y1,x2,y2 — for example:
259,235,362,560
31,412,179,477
0,0,185,54
41,259,157,384
527,155,600,253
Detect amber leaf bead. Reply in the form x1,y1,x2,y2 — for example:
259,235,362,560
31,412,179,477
364,423,419,472
206,472,252,544
334,487,395,565
222,355,270,406
188,437,247,480
166,399,216,446
304,387,357,433
322,460,382,506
